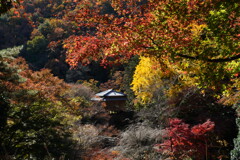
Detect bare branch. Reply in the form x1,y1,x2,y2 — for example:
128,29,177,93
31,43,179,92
177,54,240,63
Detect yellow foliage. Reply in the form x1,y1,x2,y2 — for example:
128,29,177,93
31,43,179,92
131,53,239,106
189,22,207,37
131,56,200,105
131,56,163,104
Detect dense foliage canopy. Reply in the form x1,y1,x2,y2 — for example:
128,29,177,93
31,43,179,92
0,46,82,159
0,0,21,14
64,0,239,102
0,0,239,159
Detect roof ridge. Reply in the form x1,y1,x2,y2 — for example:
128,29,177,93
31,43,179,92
95,89,126,97
96,89,113,96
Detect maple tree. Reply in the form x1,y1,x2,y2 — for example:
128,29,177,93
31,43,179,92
1,0,239,159
64,0,239,98
155,118,215,160
64,0,240,62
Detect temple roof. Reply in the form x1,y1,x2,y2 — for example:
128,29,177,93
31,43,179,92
95,89,126,97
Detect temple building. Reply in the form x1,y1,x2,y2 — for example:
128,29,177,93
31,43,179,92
91,89,127,111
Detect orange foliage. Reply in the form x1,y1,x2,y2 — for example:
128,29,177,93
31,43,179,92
83,149,130,160
64,0,240,67
8,57,69,104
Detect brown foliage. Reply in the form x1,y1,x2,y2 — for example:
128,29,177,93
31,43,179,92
9,58,68,104
100,71,124,91
83,149,130,160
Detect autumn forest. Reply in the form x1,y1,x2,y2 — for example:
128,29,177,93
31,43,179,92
0,0,239,159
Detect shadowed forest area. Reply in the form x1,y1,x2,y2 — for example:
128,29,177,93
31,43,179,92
0,0,239,159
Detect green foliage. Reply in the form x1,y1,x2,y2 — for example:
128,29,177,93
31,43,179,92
0,46,22,131
23,35,49,69
0,51,80,159
2,100,74,159
0,45,23,57
122,55,140,107
38,20,53,37
38,19,75,41
0,64,15,131
26,35,48,53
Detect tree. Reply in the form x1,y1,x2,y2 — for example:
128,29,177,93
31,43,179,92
65,0,240,63
64,0,239,97
131,56,163,104
122,55,140,106
0,0,21,14
0,47,21,134
155,118,215,160
0,11,32,49
0,47,80,159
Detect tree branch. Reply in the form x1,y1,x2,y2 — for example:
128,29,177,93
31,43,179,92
177,54,240,62
145,36,240,63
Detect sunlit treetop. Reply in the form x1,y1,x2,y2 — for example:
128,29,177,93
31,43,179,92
64,0,239,66
63,0,239,99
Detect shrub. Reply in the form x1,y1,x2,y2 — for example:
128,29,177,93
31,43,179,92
67,84,95,101
83,149,130,160
114,122,163,160
73,124,99,150
231,116,240,160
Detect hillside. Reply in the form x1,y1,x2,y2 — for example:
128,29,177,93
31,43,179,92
0,0,239,159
